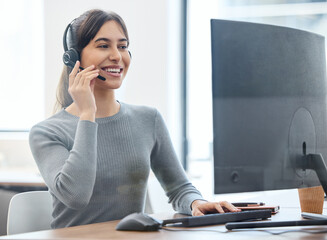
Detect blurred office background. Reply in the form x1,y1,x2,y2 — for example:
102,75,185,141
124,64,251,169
0,0,327,235
0,0,185,235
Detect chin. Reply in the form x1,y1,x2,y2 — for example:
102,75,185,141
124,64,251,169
103,81,123,90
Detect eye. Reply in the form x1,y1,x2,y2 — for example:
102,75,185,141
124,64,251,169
98,45,108,49
119,45,128,50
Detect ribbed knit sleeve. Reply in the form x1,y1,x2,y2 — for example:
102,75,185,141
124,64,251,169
150,110,204,215
29,120,98,209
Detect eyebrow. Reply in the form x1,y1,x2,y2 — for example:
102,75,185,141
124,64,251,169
94,37,128,43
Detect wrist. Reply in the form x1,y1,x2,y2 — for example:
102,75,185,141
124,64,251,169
79,111,96,122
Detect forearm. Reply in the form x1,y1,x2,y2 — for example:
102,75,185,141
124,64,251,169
151,110,204,215
165,182,204,215
30,120,98,209
53,120,98,208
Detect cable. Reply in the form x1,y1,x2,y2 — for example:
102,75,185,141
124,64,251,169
161,226,327,235
251,228,327,235
161,227,227,233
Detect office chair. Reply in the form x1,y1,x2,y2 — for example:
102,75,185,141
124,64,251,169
6,186,166,235
7,191,52,235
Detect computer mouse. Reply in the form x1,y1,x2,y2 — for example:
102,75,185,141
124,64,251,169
116,212,163,231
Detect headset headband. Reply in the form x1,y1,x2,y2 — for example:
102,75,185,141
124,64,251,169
63,19,76,51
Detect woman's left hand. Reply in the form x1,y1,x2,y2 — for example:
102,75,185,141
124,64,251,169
191,200,241,216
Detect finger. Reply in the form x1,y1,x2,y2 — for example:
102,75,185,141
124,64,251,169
75,67,97,86
90,79,96,92
83,69,100,78
69,61,80,86
192,208,204,216
80,64,96,73
219,201,241,212
74,64,95,82
71,61,80,75
77,66,98,85
214,203,225,213
81,70,99,86
201,203,217,213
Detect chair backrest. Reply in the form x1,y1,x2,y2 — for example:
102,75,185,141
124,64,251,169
7,191,52,235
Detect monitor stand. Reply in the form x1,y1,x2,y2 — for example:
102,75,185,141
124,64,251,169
299,153,327,198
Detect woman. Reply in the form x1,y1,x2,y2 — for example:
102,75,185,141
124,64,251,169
29,9,239,229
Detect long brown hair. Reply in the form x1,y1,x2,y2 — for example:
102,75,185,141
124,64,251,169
54,9,129,113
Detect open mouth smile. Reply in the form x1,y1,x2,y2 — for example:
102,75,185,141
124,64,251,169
101,66,123,77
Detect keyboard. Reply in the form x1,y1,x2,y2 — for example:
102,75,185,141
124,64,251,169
161,210,272,227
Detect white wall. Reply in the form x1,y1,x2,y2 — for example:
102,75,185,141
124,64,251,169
0,0,183,170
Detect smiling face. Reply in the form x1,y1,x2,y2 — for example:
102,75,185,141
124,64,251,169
80,20,131,89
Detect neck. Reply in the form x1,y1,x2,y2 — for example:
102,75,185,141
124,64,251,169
94,89,120,118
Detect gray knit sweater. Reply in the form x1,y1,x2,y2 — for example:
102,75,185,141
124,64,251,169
29,102,203,228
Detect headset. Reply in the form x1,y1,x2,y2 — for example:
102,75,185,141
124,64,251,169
62,19,132,81
62,19,79,69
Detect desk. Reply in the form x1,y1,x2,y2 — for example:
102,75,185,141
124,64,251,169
1,208,327,239
0,169,45,188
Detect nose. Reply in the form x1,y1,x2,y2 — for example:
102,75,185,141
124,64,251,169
109,47,121,62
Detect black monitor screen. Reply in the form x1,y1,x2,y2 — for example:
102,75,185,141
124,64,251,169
211,19,327,194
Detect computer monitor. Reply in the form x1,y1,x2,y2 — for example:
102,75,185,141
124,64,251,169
211,19,327,195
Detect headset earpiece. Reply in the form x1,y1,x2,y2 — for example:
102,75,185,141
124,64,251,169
63,48,80,68
62,20,79,69
128,50,132,59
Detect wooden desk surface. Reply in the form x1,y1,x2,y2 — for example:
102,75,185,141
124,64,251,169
2,208,327,240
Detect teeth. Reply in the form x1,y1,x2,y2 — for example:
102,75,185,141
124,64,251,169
104,68,121,73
